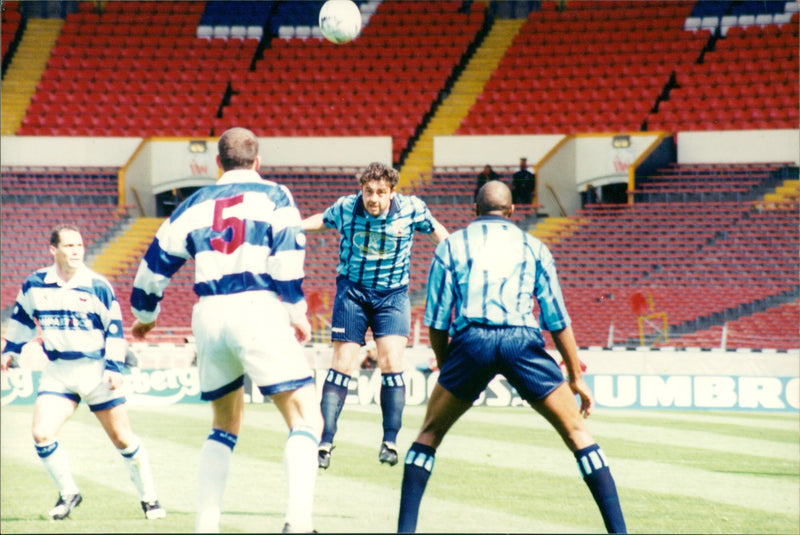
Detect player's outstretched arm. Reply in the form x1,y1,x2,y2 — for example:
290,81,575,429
301,213,328,233
427,220,450,244
131,319,156,341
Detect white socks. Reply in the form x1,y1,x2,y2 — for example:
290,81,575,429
283,424,320,533
36,440,80,496
195,435,234,533
119,439,158,502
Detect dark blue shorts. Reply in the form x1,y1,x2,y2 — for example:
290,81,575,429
438,324,565,403
330,275,411,344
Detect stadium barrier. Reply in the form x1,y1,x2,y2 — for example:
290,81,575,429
2,347,797,412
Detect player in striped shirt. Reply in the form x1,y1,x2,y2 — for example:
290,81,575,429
303,162,448,469
130,127,322,533
397,182,626,533
0,224,165,521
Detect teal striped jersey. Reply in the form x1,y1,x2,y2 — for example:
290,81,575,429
322,193,437,290
424,215,571,335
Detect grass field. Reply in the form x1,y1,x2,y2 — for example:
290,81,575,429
1,402,798,534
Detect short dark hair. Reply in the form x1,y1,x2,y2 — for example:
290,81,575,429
50,224,80,247
218,127,259,171
357,162,399,189
476,181,512,216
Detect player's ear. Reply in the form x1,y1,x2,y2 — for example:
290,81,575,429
252,155,261,171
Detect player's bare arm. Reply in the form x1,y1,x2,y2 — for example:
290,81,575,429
551,325,594,418
301,213,327,233
131,320,156,341
427,220,450,244
1,353,15,372
103,370,124,390
428,328,450,369
291,317,312,345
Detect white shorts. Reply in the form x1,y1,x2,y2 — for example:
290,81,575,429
38,358,126,411
192,290,313,401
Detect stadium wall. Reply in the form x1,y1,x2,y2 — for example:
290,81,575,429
3,347,797,412
677,129,800,164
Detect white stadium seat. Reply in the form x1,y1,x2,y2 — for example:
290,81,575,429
683,17,701,31
213,25,230,39
700,16,719,30
246,25,264,40
737,14,756,27
196,25,213,39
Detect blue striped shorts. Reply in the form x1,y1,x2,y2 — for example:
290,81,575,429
330,276,410,344
438,324,564,403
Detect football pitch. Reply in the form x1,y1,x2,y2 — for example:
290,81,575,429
1,402,797,534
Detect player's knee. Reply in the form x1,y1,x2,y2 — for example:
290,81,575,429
31,425,56,445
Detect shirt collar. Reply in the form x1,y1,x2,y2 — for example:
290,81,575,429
217,169,264,185
473,215,510,224
44,264,93,288
354,194,400,219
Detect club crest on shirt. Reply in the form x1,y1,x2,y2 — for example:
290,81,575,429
352,230,399,256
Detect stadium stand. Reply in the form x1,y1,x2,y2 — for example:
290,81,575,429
1,0,798,352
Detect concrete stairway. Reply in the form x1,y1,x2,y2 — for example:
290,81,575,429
91,218,164,278
0,18,62,135
399,18,525,189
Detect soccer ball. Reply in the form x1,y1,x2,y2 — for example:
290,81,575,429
319,0,362,44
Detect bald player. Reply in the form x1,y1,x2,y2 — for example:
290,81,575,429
397,181,626,533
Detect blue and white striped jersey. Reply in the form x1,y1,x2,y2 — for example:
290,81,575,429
322,193,436,290
424,215,571,336
131,170,308,324
2,265,127,372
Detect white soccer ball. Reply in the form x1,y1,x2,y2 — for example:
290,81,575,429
319,0,362,44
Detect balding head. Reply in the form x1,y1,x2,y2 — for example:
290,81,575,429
218,127,259,171
475,180,513,217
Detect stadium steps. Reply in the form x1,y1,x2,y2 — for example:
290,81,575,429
399,18,525,190
90,217,164,278
528,216,587,245
0,18,62,136
755,178,799,209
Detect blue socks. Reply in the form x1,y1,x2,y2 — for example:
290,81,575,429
575,444,627,533
380,372,405,443
320,371,406,446
398,442,436,533
320,370,350,444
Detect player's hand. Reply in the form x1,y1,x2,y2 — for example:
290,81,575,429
104,370,124,390
292,317,312,345
132,320,156,340
569,377,594,418
1,353,18,372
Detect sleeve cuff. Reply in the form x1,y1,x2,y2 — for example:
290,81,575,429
104,359,126,374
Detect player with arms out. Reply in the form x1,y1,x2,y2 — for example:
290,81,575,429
0,224,166,521
303,162,448,469
397,181,626,533
130,127,322,533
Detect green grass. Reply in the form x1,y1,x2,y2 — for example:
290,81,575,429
1,403,798,533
